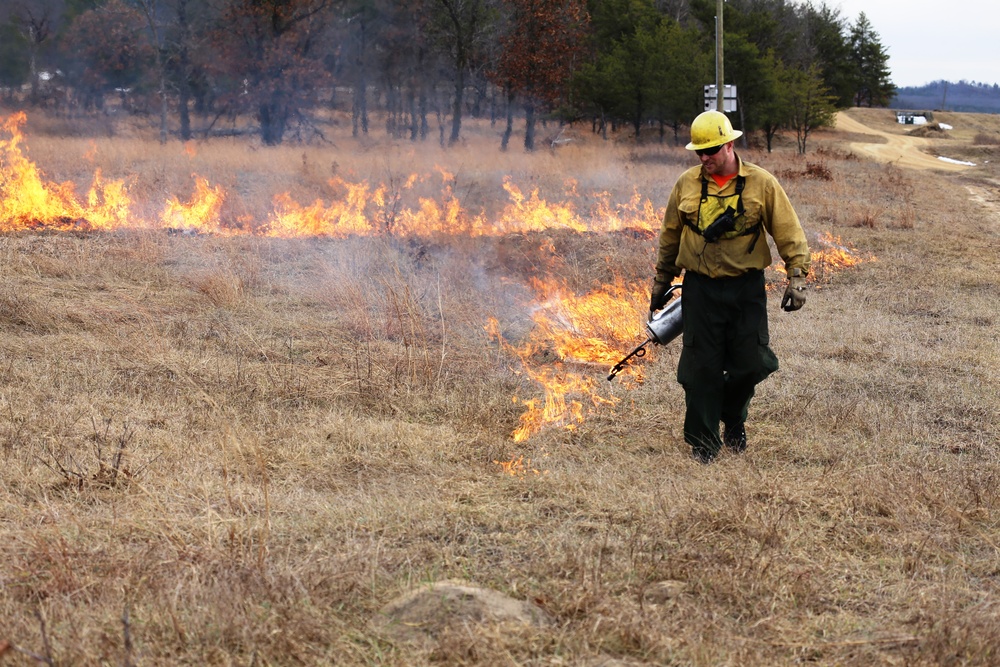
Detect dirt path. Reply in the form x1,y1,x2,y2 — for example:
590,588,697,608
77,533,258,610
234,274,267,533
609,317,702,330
835,112,973,172
965,182,1000,219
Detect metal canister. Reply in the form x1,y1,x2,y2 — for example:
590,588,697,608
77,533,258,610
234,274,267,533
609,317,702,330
646,284,682,345
607,284,683,382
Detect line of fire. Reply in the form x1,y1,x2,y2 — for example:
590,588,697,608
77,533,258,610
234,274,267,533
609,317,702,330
0,111,873,465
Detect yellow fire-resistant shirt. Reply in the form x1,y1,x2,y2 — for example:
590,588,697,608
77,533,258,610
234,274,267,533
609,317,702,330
655,155,810,281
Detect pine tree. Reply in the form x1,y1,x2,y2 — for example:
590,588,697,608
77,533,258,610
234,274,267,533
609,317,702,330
802,3,854,108
0,21,30,91
849,12,895,107
786,63,836,154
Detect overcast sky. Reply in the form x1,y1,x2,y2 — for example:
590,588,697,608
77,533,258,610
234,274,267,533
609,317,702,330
831,1,999,88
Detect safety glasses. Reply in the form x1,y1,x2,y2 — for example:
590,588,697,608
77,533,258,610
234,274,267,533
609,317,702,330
695,144,724,157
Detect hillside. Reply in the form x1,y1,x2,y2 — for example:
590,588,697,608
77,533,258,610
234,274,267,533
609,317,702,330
891,80,1000,114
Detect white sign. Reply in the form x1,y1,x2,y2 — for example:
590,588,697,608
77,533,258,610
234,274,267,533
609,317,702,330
703,84,737,112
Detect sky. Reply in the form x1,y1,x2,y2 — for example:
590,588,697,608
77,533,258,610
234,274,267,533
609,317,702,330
831,0,999,88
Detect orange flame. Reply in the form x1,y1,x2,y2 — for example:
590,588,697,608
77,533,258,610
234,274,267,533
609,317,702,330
496,177,588,234
488,278,649,442
0,113,134,231
1,112,84,229
85,169,134,230
493,453,548,477
1,113,663,238
811,231,875,271
161,176,227,234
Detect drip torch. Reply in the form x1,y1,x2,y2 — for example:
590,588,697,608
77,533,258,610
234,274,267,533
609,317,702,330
607,284,683,381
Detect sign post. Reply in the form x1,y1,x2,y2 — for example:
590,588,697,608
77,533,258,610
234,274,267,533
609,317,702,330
716,0,724,111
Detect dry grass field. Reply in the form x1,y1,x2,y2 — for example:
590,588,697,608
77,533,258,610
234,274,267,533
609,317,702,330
0,105,998,666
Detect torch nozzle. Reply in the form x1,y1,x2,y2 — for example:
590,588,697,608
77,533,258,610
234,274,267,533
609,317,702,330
607,339,651,381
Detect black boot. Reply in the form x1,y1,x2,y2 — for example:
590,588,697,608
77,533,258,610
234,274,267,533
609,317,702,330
691,448,716,464
724,423,747,453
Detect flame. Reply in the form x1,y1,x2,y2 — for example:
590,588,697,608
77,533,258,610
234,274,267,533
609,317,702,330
496,177,588,234
267,177,376,237
526,277,644,367
591,186,659,232
161,176,227,234
1,113,662,238
1,112,84,229
84,141,99,163
812,231,875,268
806,232,876,282
769,232,875,285
488,278,649,442
493,453,548,477
85,168,134,230
0,112,133,232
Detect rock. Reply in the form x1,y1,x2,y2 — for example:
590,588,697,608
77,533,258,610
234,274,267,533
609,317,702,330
641,579,686,605
372,579,552,648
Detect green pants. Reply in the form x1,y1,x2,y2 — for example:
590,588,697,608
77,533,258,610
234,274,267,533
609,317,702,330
676,270,779,458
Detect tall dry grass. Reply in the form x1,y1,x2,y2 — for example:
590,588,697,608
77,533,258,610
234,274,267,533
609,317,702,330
0,109,997,665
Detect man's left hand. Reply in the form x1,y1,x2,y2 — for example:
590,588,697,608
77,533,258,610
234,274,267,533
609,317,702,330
781,269,807,312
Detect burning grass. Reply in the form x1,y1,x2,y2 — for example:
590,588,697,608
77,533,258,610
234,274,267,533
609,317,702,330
0,110,998,665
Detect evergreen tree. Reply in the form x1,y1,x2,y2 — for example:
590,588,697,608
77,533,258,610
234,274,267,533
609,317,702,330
0,20,30,93
786,63,836,153
576,0,709,141
587,0,660,46
849,12,895,107
722,32,777,142
802,2,854,108
574,0,661,139
605,22,659,138
722,0,799,65
756,53,790,152
646,18,709,144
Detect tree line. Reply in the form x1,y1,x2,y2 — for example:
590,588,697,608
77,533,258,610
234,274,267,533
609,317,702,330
0,0,894,152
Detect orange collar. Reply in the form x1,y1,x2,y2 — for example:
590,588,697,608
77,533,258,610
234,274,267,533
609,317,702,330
710,172,737,188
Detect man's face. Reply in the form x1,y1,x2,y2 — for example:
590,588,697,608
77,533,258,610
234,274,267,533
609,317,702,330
696,142,735,175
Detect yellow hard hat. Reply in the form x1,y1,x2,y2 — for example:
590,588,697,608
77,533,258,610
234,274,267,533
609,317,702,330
685,110,743,151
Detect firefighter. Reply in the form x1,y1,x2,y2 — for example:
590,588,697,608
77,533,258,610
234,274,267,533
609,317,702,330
650,110,810,463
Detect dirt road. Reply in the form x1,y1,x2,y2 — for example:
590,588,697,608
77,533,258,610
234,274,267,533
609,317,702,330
835,112,973,172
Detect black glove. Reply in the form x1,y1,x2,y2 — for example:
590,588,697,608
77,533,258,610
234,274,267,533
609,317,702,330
649,279,673,319
780,268,807,312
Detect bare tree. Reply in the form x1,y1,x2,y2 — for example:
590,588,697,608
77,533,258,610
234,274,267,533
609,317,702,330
491,0,588,151
8,0,63,105
430,0,488,145
170,0,195,141
213,0,336,145
130,0,170,143
62,0,154,112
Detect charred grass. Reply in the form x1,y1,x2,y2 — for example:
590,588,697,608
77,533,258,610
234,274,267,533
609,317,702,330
0,112,998,665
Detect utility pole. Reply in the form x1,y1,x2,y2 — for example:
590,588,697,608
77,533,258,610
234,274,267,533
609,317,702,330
716,0,724,112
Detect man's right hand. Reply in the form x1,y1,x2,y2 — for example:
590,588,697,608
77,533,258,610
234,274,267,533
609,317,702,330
649,279,673,319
